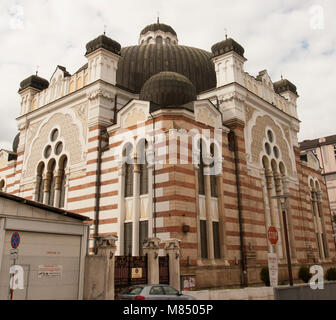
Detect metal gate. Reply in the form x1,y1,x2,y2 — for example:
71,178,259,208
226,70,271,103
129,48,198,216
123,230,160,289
159,255,169,284
114,255,147,299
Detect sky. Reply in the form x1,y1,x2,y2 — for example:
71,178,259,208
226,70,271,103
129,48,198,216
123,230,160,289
0,0,335,150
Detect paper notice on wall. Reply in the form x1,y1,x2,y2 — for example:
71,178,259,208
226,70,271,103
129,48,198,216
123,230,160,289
267,253,278,287
38,265,63,278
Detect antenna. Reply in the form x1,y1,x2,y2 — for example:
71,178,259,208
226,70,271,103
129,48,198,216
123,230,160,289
35,65,39,76
104,24,107,35
224,28,228,40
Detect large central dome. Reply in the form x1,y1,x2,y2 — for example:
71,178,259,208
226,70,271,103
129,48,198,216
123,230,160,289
116,22,216,94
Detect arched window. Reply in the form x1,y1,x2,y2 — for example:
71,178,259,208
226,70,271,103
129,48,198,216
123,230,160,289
48,160,56,206
36,162,45,202
138,140,148,195
59,156,68,208
0,179,5,192
210,143,218,197
124,143,134,198
198,140,205,195
156,36,163,45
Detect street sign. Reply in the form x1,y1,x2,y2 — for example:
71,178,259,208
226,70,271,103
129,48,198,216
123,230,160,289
268,226,278,245
267,253,278,287
131,268,142,279
11,232,20,249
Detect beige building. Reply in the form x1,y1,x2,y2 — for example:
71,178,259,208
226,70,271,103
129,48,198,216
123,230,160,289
0,191,89,300
300,135,336,221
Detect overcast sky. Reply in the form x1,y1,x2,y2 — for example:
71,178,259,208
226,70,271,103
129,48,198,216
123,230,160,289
0,0,335,151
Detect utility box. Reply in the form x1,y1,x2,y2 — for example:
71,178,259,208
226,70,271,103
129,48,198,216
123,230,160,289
0,192,90,300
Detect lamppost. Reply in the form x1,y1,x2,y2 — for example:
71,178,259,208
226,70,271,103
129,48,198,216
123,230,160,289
273,193,293,286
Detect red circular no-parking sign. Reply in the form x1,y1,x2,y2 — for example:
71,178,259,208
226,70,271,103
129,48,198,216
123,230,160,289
268,226,278,245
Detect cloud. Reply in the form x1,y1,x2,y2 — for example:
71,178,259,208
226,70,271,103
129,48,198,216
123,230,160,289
0,0,335,150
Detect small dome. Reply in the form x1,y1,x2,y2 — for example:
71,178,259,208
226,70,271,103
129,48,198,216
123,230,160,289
140,22,177,36
211,38,245,58
85,34,121,56
12,133,20,153
18,75,49,93
140,71,196,107
273,79,298,96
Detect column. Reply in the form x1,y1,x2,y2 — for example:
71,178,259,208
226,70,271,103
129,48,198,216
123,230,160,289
312,189,325,260
273,171,287,259
143,237,160,284
193,162,202,263
216,169,229,265
83,234,118,300
43,172,51,205
132,159,140,256
317,191,330,259
164,239,181,291
54,170,62,208
281,176,297,261
265,169,280,257
204,165,214,261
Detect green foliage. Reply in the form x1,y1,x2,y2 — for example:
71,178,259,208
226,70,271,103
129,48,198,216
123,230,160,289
260,266,270,286
298,265,312,283
326,267,336,281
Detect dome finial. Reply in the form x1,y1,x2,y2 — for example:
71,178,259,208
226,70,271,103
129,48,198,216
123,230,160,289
103,24,107,35
224,28,228,40
157,11,160,24
35,65,39,76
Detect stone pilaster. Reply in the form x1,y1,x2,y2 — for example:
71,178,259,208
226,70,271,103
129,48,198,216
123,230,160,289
84,234,118,300
164,239,181,290
143,237,160,284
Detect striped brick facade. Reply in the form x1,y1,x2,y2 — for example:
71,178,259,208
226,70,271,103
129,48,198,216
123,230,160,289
0,26,335,289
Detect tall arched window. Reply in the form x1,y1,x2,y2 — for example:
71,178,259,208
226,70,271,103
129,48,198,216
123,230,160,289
36,162,45,202
210,143,218,198
138,139,148,195
124,143,134,198
0,179,5,192
48,160,56,206
59,156,68,208
198,140,205,195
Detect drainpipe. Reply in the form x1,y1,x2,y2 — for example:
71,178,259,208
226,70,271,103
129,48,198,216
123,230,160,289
149,111,156,237
229,130,248,286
